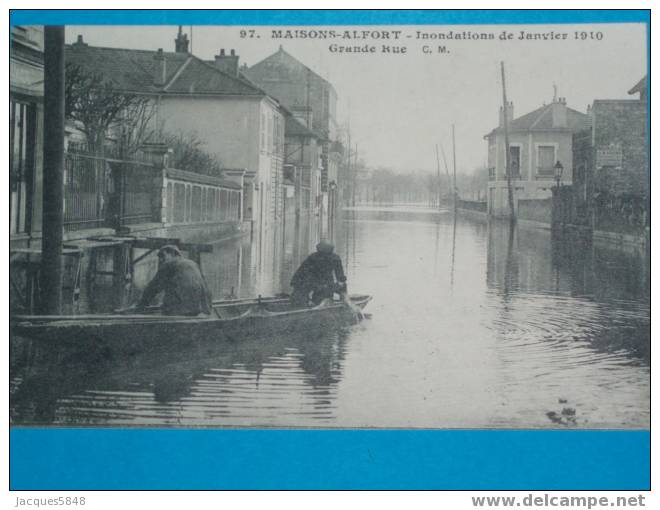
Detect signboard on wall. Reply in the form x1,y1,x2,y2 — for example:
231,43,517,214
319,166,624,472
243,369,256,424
596,144,623,168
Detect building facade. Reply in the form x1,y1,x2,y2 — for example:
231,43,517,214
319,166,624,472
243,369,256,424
485,98,591,218
66,35,286,239
245,47,342,235
283,115,323,217
10,26,44,248
571,76,649,236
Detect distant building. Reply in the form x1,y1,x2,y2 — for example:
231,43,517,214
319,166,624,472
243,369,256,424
484,97,591,217
10,26,44,247
283,115,324,217
245,47,343,234
66,34,287,235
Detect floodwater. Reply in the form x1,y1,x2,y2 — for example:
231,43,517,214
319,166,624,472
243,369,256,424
10,207,650,428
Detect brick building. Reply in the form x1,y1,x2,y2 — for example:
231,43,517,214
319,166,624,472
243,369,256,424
572,76,648,235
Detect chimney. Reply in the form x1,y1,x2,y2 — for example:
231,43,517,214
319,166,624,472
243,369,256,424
499,101,514,128
551,96,567,127
72,34,88,47
174,26,189,53
214,48,239,77
154,48,167,87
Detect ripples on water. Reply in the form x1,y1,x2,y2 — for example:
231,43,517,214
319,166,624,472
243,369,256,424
10,208,649,428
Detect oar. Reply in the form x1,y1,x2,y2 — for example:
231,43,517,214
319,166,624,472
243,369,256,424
341,291,365,321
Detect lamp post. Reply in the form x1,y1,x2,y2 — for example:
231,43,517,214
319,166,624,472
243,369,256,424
554,160,564,189
328,180,337,241
554,160,564,230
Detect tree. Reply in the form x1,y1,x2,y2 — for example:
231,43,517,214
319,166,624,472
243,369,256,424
65,62,154,155
163,131,224,177
65,63,223,176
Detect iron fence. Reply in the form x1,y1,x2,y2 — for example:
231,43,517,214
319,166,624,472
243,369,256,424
63,151,108,231
64,149,157,231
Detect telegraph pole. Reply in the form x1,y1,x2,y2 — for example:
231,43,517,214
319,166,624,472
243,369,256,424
451,124,457,210
41,26,66,314
435,144,441,209
501,61,516,222
352,144,358,207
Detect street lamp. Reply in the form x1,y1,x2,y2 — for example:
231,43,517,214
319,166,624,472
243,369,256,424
553,160,564,231
554,160,564,189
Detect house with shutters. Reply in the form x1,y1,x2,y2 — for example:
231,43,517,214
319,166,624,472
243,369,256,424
484,96,591,218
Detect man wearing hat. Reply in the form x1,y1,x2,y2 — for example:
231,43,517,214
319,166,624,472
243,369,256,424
290,240,347,306
135,245,213,316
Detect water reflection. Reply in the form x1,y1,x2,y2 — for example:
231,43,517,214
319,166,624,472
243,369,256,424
10,324,351,425
10,207,649,428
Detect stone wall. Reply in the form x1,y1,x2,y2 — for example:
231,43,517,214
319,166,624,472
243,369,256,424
518,198,552,224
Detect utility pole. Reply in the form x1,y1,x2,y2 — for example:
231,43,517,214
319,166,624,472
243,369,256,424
451,124,457,210
501,61,516,222
352,144,358,207
439,143,451,204
41,26,66,314
434,144,442,209
346,122,351,207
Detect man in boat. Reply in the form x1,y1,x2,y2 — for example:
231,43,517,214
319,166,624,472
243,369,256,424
135,245,213,316
290,240,347,306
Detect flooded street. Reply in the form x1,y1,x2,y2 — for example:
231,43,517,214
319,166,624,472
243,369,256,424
10,207,649,428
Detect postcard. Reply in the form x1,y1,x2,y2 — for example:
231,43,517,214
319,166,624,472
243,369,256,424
9,9,650,491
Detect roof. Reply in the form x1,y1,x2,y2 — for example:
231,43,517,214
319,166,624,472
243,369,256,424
245,46,336,95
485,102,591,137
285,115,324,140
628,75,647,95
65,41,266,97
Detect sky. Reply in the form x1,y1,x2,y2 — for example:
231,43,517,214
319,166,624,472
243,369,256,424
65,23,647,175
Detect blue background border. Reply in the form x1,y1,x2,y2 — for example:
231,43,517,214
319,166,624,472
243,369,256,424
9,9,650,26
9,9,651,490
10,429,651,490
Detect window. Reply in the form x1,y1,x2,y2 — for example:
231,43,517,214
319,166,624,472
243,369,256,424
537,145,556,178
10,100,36,234
508,146,521,178
267,113,273,153
260,112,266,151
274,116,280,153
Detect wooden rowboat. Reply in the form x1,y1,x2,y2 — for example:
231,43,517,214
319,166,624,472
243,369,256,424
11,294,372,353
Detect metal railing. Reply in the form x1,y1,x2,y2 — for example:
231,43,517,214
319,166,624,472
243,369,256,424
63,151,108,231
63,149,157,231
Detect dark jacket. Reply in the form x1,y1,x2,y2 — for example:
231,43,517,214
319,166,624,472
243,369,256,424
138,258,212,315
290,251,347,292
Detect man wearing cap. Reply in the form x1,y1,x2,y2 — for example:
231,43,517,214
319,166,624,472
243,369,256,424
290,240,347,306
136,245,213,316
